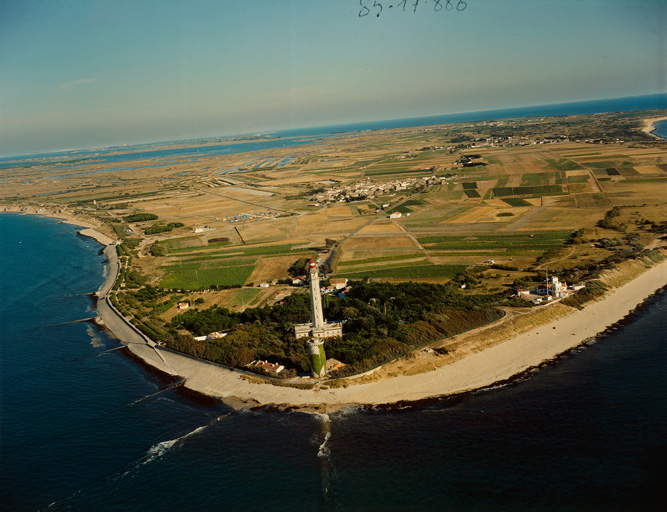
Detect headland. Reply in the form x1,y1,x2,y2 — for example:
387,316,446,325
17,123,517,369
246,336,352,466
100,256,666,411
2,110,667,411
641,115,667,140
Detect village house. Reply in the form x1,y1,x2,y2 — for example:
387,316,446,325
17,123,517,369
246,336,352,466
330,277,348,290
248,360,285,375
326,358,347,373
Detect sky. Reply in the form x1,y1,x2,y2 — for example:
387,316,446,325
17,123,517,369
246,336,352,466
0,0,665,156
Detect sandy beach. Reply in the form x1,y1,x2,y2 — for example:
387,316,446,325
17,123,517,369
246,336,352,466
2,204,115,244
641,115,667,139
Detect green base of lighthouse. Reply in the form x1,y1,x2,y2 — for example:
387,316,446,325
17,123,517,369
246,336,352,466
309,338,326,378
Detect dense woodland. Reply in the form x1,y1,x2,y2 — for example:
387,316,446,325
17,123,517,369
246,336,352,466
165,280,505,377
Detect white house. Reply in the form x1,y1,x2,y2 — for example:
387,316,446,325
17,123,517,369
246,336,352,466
330,278,348,290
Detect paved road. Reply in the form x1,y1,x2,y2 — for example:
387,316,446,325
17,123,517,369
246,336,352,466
95,244,171,370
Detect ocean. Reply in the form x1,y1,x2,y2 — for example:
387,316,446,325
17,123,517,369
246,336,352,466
1,93,665,165
1,214,665,511
652,118,667,140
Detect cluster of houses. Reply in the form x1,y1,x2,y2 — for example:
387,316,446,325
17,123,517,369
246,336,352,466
310,176,454,205
517,276,585,304
246,358,347,376
192,225,215,233
224,211,282,224
290,276,351,298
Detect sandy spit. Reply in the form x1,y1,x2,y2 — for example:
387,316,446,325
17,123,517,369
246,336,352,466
641,116,667,139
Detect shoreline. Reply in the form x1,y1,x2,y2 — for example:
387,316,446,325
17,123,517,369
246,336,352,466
4,205,667,413
109,258,667,412
641,115,667,140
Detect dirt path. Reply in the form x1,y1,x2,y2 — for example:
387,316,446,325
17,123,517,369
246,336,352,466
535,246,577,270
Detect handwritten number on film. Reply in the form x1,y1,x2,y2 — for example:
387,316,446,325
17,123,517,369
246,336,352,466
359,0,467,16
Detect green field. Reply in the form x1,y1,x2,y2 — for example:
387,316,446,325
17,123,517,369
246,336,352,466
336,264,468,280
227,288,265,308
492,185,563,197
160,265,255,289
401,199,426,207
387,204,414,214
546,158,582,171
502,197,532,206
162,240,231,254
418,232,571,252
338,253,426,267
168,243,312,259
520,172,557,186
585,161,614,168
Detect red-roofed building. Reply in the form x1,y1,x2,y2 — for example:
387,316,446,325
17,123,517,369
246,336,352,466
248,360,285,375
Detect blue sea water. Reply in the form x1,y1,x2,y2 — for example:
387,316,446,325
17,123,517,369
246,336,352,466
652,119,667,140
1,213,666,511
270,93,667,138
1,93,665,166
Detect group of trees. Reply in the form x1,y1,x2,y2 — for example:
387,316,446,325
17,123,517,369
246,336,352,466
125,213,158,222
164,280,505,377
144,222,184,235
598,207,622,231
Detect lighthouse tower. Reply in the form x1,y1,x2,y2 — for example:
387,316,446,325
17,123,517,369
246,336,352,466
309,259,325,329
308,260,327,377
293,259,343,377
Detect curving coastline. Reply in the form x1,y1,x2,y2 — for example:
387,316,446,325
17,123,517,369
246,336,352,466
91,232,666,410
641,115,667,140
8,209,667,412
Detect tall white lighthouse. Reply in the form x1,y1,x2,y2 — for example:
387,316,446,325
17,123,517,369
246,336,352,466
293,259,344,377
309,259,325,329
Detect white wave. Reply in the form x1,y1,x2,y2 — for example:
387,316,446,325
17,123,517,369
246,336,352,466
311,411,331,423
331,405,361,418
142,424,207,465
317,431,331,459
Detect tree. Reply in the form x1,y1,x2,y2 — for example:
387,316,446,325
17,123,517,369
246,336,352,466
288,258,311,277
149,242,166,257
